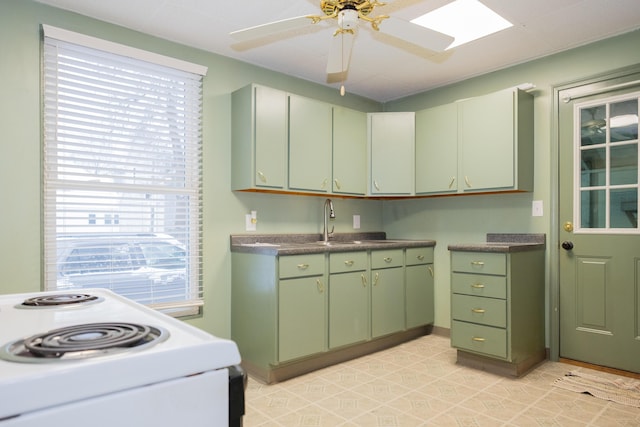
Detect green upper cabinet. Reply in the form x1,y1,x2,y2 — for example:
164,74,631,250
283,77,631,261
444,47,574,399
415,103,458,194
368,112,415,196
458,88,534,193
288,94,332,193
231,84,287,190
332,106,367,195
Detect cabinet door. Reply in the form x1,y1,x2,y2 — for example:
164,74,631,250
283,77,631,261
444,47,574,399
231,84,287,190
279,276,326,362
289,95,332,192
329,271,369,348
415,103,458,194
369,112,415,195
333,106,367,195
405,264,434,329
459,89,515,192
371,267,405,338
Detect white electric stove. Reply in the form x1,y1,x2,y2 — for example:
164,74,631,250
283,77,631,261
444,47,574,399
0,289,242,426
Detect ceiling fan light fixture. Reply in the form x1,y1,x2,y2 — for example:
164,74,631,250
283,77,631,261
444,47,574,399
338,9,359,30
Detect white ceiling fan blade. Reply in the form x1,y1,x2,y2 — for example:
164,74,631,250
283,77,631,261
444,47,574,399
378,16,454,52
230,16,313,42
326,31,355,74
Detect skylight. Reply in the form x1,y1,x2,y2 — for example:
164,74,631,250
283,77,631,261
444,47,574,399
411,0,513,50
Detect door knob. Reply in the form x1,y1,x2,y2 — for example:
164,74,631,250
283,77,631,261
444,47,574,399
561,241,574,250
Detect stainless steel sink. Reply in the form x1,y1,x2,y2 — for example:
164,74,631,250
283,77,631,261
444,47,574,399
308,240,401,246
310,240,364,246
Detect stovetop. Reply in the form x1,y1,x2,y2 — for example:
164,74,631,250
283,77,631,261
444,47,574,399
0,289,241,420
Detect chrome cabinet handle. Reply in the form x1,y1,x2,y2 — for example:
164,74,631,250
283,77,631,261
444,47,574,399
416,255,425,261
471,283,485,289
448,176,456,189
464,176,472,188
316,279,324,293
373,272,379,286
361,274,367,287
471,308,486,314
257,171,267,183
344,260,355,267
384,257,392,263
297,264,309,270
428,266,434,277
321,178,328,189
334,178,342,190
471,261,485,266
472,337,486,342
373,180,380,191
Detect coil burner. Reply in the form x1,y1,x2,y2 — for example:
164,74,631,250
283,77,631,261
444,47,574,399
0,322,169,363
18,293,103,309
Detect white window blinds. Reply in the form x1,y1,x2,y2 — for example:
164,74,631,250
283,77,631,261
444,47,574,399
43,26,205,312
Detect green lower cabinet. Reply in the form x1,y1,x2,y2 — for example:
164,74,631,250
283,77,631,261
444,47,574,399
371,267,405,338
405,263,435,329
329,271,369,349
279,275,327,362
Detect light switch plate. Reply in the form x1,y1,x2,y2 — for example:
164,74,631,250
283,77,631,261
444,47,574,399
532,200,543,217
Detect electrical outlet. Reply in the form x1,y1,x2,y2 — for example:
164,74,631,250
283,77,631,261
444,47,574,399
532,200,543,217
245,212,257,231
353,215,361,229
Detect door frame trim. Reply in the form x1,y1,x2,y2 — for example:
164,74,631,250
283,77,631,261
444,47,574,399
550,63,640,361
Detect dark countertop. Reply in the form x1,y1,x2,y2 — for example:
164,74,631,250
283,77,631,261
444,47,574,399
230,232,436,255
447,233,546,253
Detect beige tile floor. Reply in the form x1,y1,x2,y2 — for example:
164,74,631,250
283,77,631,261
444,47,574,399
244,334,640,426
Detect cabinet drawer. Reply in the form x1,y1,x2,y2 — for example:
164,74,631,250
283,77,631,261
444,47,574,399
452,294,506,328
405,247,434,266
329,251,367,273
451,252,506,275
451,320,507,359
371,249,403,269
451,273,507,299
279,254,324,278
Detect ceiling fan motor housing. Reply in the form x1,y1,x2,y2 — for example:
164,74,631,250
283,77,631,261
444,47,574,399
339,9,359,30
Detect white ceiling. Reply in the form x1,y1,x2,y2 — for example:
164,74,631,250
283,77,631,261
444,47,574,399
35,0,640,102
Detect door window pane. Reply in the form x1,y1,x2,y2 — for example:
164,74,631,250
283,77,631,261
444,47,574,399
581,148,606,187
610,189,638,228
581,190,606,228
610,100,638,142
581,105,606,146
610,144,638,185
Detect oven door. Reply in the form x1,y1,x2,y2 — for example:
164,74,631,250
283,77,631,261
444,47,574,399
2,369,229,426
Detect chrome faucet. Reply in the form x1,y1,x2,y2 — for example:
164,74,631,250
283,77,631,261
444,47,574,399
323,199,335,242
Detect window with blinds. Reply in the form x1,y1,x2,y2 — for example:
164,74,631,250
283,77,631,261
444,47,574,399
42,26,206,314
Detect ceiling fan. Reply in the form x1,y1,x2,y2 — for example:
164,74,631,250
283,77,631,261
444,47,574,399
229,0,455,75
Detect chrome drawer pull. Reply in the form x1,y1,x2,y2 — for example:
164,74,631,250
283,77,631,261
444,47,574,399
384,257,392,263
471,261,485,266
374,180,381,191
471,283,485,289
464,175,472,188
334,178,342,190
472,337,486,342
316,279,324,293
257,171,267,183
416,255,425,261
344,260,355,267
428,266,434,278
361,274,367,287
373,272,379,286
471,308,486,314
297,264,309,270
